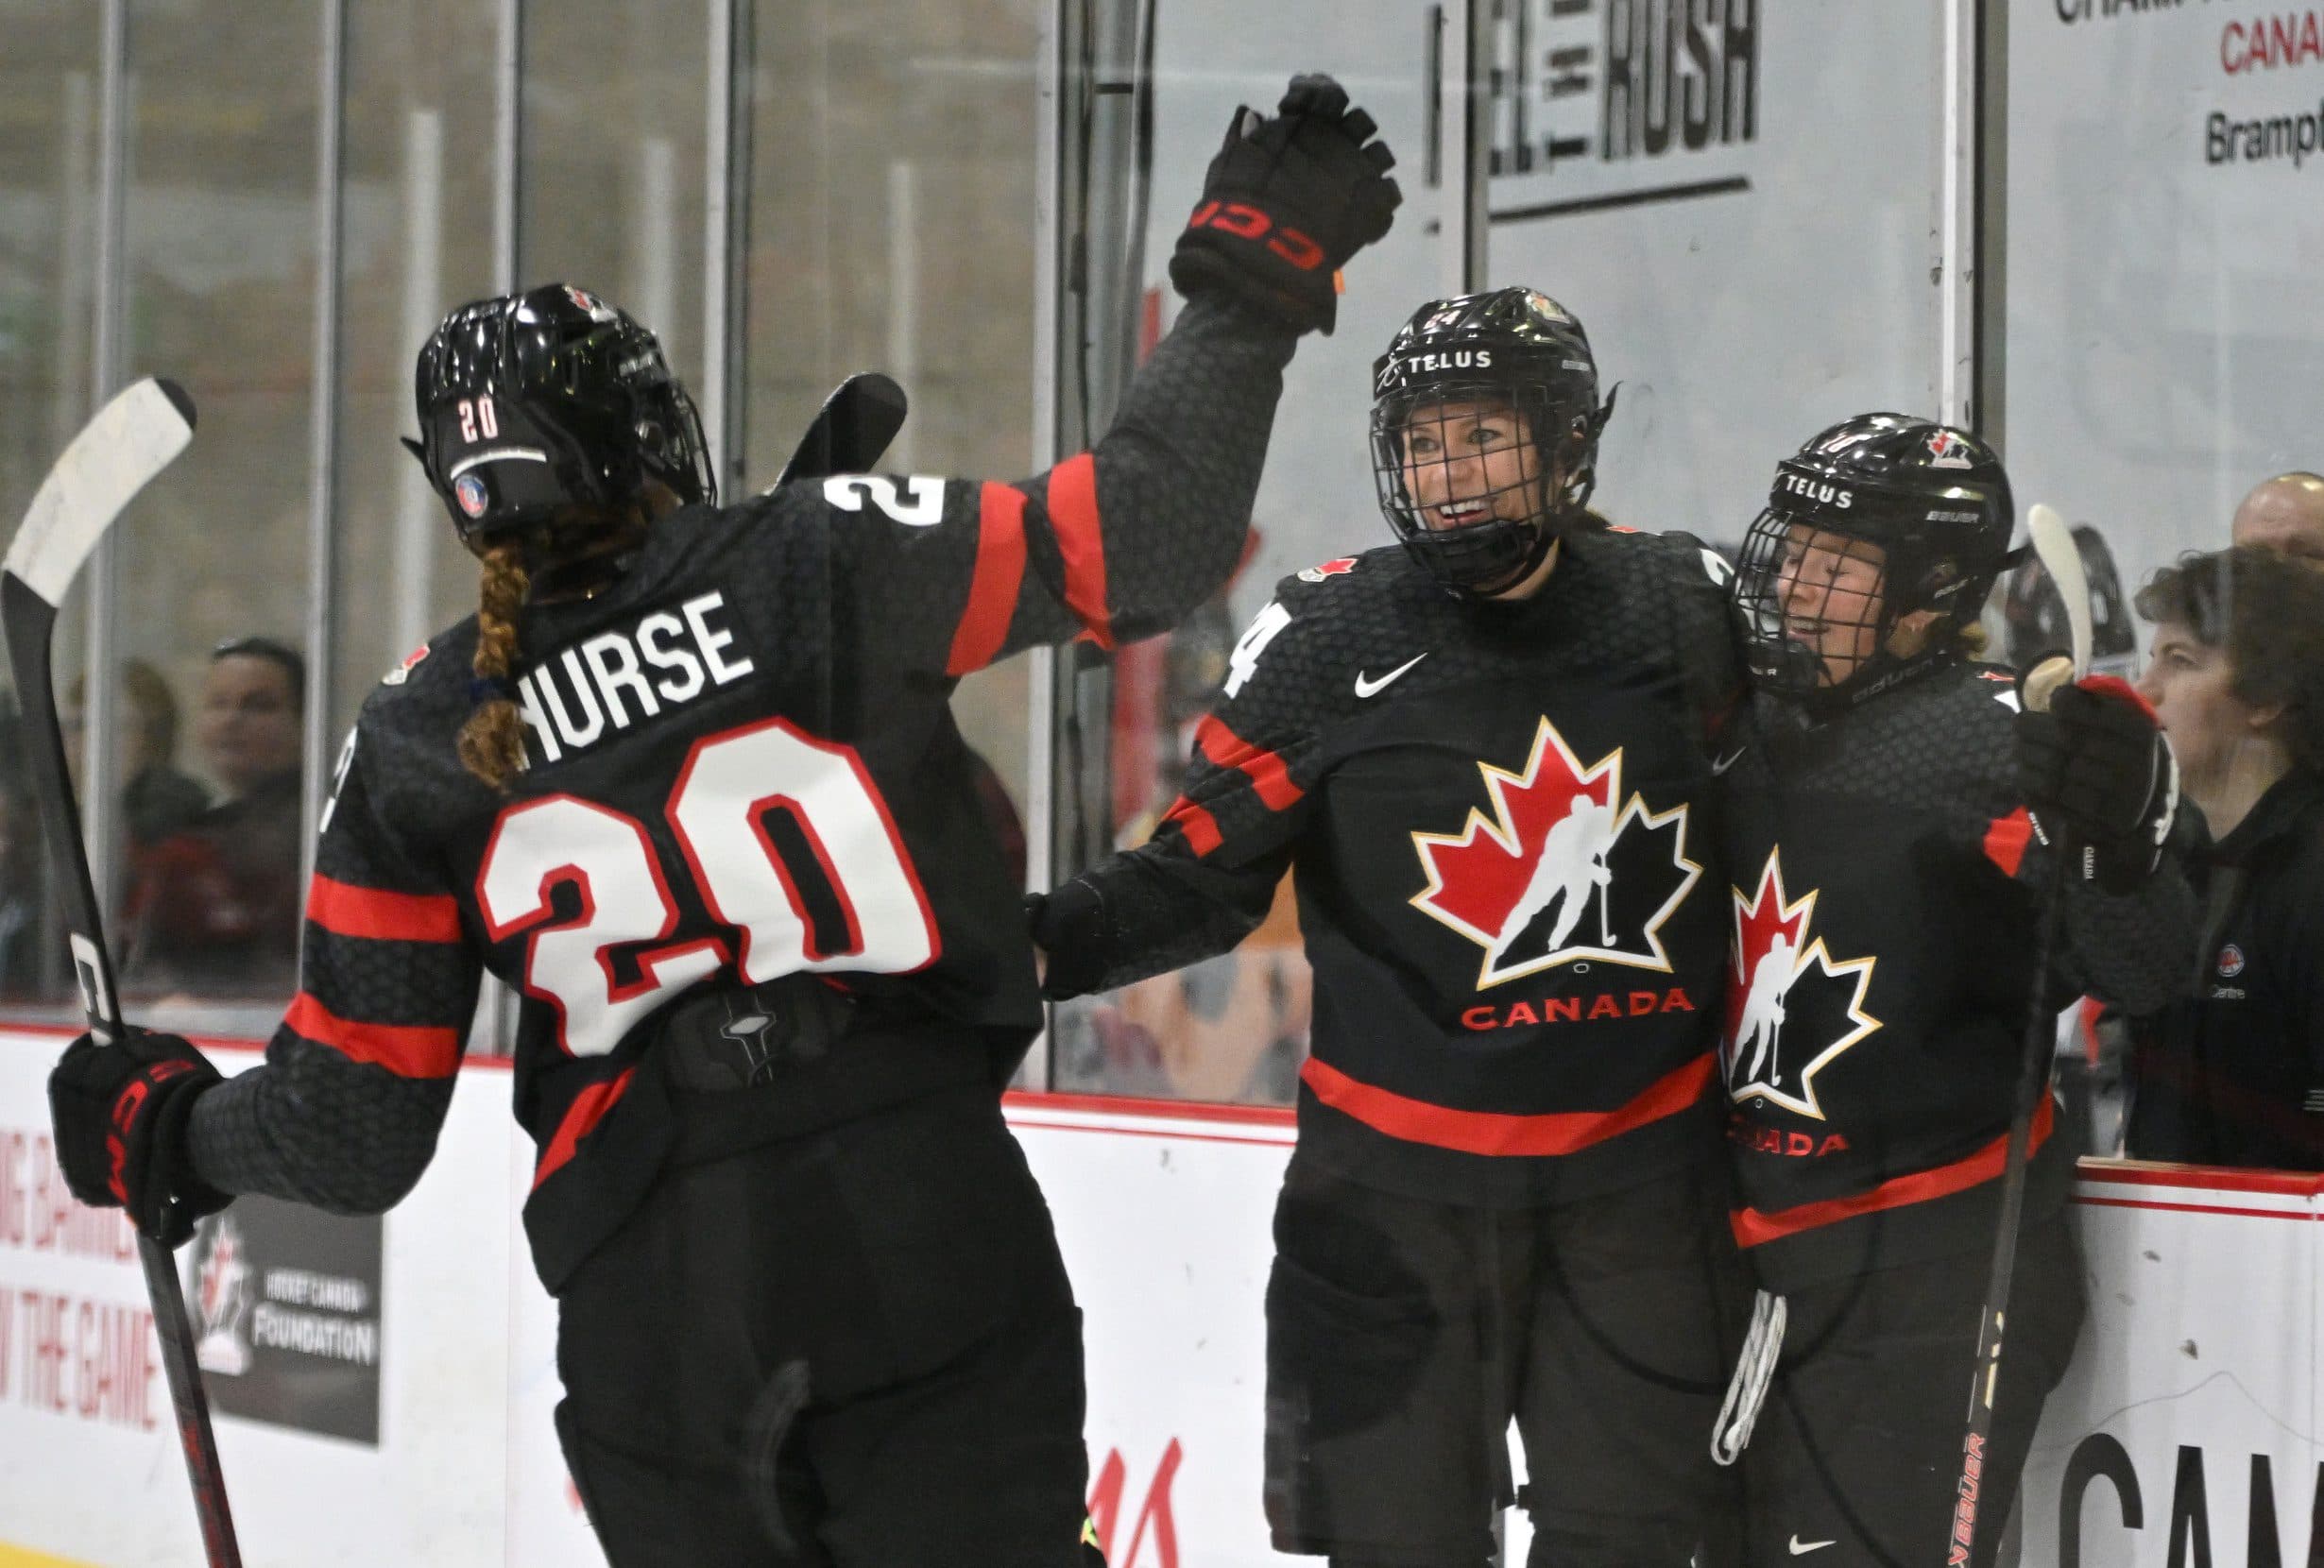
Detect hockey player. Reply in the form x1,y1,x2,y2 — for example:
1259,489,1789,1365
1714,415,2196,1568
43,76,1400,1567
1035,286,1745,1567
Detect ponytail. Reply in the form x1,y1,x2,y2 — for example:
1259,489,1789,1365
458,542,531,790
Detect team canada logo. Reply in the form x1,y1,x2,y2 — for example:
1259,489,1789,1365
1410,716,1699,988
1298,556,1359,583
1722,851,1882,1119
1924,430,1974,469
192,1213,256,1377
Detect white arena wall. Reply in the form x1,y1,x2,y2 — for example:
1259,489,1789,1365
0,1031,2315,1568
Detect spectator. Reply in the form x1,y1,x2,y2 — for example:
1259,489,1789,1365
122,637,307,998
63,660,211,849
0,778,48,1000
2126,547,2324,1168
2230,471,2324,562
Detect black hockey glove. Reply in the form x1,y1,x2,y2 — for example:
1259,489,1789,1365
1168,74,1402,335
1027,882,1107,1001
2016,673,2179,895
50,1026,231,1247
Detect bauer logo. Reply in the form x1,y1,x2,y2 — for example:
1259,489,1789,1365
1721,849,1883,1121
183,1196,384,1445
454,470,490,519
1409,715,1700,988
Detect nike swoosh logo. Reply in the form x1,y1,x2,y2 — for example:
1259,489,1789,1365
1355,653,1428,698
1788,1537,1835,1556
1712,747,1748,775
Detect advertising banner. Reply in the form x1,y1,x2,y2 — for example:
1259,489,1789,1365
2006,2,2324,600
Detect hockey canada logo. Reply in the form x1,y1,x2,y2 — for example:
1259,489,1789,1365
1410,716,1699,988
1925,430,1974,469
1722,851,1881,1119
192,1212,255,1377
1298,556,1359,583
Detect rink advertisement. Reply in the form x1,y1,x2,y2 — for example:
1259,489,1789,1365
1480,1,1951,554
181,1196,384,1445
4,1026,2323,1567
2007,2,2324,595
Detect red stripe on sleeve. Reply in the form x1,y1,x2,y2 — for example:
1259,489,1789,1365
1160,796,1225,857
531,1068,636,1191
1730,1097,2057,1250
285,991,461,1078
1298,1052,1715,1157
1983,807,2033,878
947,483,1031,676
1047,452,1114,651
1192,715,1305,812
305,874,463,944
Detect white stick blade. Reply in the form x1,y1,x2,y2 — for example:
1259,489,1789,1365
3,377,197,606
2025,503,2092,679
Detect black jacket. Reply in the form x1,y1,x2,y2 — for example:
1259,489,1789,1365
2127,770,2324,1170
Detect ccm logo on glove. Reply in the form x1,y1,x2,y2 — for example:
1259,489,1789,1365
1185,201,1325,270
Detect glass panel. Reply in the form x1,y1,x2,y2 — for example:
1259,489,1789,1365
99,4,321,1029
0,9,101,1013
2003,8,2324,1165
519,2,710,394
743,0,1047,901
1488,2,1945,544
1050,8,1467,1106
330,0,506,738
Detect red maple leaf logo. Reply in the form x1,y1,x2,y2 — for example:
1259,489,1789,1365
1722,850,1881,1118
198,1221,240,1323
1724,857,1812,1049
1411,718,1615,945
1298,556,1359,582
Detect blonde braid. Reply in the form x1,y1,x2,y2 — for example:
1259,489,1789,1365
458,541,532,790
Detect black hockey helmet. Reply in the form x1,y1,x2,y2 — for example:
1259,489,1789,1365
1369,287,1613,597
1734,413,2015,710
403,282,714,544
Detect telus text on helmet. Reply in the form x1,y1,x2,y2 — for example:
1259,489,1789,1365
1780,473,1854,509
1393,350,1494,380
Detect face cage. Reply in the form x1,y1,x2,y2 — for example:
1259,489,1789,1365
1734,506,1913,706
1369,381,1579,596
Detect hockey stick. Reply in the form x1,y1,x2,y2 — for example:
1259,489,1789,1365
769,371,909,488
1944,503,2089,1568
1,378,242,1568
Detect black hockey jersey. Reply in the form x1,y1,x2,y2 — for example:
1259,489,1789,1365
184,295,1297,1289
1040,525,1740,1204
1715,660,2196,1288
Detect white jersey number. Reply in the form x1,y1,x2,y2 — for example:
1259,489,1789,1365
1224,601,1293,699
476,720,938,1057
823,475,945,526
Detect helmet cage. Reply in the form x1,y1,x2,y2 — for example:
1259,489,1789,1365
1734,484,2004,709
412,288,714,544
1370,377,1595,597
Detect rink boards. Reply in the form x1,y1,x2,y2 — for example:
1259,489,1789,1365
0,1032,2316,1568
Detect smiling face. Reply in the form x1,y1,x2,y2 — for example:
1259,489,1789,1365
1395,399,1543,536
1772,523,1890,687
